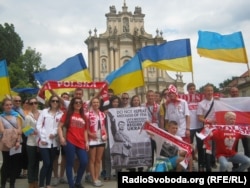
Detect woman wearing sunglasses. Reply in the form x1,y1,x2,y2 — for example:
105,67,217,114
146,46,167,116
36,95,63,188
23,97,41,188
58,97,89,188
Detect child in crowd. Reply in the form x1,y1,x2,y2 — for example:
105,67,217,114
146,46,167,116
148,120,188,172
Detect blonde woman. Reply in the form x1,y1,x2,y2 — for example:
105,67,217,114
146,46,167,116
86,97,107,187
0,98,22,188
24,97,41,188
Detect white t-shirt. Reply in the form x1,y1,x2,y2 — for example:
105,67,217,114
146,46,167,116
188,102,202,130
164,99,190,137
196,98,215,123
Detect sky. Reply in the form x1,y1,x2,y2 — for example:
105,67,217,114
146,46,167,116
1,0,250,91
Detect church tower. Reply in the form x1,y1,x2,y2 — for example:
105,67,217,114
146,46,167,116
85,1,185,101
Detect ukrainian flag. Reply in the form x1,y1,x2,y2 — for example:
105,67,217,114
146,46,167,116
34,53,91,84
34,53,92,96
197,31,248,63
105,54,144,95
139,39,193,72
22,125,35,136
0,60,11,100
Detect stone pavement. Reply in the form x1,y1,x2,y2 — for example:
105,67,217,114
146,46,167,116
7,172,119,188
3,160,216,188
14,177,118,188
0,159,243,188
1,141,245,187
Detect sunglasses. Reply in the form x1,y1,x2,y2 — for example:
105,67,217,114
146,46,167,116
51,100,59,103
29,102,38,105
122,98,129,100
74,101,82,105
14,100,21,102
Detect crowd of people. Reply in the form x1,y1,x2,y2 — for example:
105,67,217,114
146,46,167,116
0,83,250,188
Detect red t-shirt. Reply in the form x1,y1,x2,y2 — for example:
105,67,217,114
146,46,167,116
211,129,244,158
60,112,87,149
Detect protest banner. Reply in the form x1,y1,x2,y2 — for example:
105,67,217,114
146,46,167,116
106,107,152,169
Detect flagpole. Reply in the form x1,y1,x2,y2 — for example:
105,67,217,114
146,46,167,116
240,30,249,76
247,63,250,77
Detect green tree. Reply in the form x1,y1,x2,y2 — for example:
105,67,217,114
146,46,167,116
22,47,46,87
0,23,23,64
0,23,47,99
218,76,236,89
9,47,46,88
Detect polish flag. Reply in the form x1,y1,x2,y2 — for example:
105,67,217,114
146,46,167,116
214,97,250,125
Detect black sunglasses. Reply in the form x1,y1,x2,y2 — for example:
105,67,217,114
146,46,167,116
51,100,59,103
29,102,38,105
74,101,82,105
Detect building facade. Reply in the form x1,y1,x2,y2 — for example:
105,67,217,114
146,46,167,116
84,2,185,102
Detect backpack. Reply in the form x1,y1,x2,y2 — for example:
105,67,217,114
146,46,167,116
148,157,173,172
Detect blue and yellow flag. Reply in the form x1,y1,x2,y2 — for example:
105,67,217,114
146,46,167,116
22,125,35,137
0,60,11,100
34,53,92,96
34,53,91,84
105,54,144,95
197,31,248,63
139,39,193,72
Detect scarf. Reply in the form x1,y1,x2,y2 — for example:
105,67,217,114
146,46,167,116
146,102,158,123
196,124,250,153
88,110,106,136
165,98,181,106
37,81,109,106
142,121,192,169
1,109,19,117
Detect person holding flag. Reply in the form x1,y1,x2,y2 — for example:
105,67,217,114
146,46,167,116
23,97,41,188
197,83,217,172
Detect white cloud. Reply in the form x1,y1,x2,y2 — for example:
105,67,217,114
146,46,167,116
1,0,250,90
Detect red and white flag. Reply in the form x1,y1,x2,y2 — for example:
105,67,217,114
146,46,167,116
214,97,250,125
196,97,250,153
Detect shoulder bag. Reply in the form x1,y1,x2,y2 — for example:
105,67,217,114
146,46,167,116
0,116,19,151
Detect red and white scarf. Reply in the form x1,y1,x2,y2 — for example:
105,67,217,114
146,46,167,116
88,110,106,136
146,102,158,123
142,121,193,169
196,124,250,153
37,81,110,106
197,124,250,140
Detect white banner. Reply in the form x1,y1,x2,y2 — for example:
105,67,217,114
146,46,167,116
106,107,152,169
